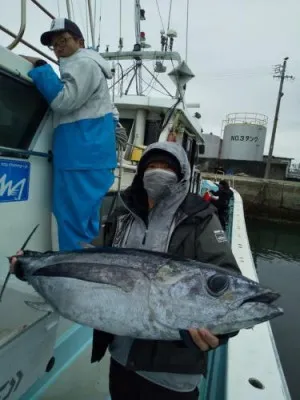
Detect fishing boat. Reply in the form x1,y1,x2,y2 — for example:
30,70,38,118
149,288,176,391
0,1,291,399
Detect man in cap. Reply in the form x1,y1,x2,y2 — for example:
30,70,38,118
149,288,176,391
91,141,240,399
20,18,117,251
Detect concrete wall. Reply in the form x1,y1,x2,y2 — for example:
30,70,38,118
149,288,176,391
197,158,288,180
202,173,300,223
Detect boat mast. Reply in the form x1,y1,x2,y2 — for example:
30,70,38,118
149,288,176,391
134,0,143,95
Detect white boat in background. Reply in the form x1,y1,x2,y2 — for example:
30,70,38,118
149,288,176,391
0,1,291,399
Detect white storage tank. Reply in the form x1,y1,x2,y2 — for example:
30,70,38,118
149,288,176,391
202,133,221,158
220,113,268,161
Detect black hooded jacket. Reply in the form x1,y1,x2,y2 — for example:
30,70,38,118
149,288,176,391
90,186,240,375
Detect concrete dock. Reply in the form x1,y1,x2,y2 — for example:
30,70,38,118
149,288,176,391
201,173,300,223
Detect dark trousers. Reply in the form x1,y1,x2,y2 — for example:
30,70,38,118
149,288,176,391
109,358,200,400
218,209,228,230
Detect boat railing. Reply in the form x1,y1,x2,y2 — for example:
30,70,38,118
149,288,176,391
1,0,182,67
0,0,58,64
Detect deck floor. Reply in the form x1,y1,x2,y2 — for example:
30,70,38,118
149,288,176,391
0,285,47,347
40,344,110,400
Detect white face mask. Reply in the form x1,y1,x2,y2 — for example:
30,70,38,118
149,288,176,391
143,169,178,202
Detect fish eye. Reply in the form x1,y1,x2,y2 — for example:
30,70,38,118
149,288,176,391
207,274,229,296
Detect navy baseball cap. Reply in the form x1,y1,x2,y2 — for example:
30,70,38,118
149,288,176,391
40,18,84,46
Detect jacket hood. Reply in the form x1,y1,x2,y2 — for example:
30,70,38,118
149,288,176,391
59,48,112,79
138,142,191,184
122,142,192,223
81,49,112,79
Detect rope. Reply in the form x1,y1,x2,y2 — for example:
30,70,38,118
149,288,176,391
115,124,128,150
167,0,173,30
185,0,190,62
155,0,165,32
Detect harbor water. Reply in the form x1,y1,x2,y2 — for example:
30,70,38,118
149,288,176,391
246,218,300,400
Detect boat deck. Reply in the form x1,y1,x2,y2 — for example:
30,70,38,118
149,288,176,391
39,345,110,400
0,284,47,347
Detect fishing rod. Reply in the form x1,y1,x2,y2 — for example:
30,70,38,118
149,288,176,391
0,224,39,302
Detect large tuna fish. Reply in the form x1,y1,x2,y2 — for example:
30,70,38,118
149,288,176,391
12,247,283,340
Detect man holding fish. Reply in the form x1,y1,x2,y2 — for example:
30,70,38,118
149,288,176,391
90,141,240,399
9,142,283,399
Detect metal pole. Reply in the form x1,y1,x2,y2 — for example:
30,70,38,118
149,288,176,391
264,57,289,179
87,0,95,48
66,0,72,19
30,0,55,19
1,25,58,63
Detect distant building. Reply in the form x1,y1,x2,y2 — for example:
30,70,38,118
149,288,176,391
198,113,293,180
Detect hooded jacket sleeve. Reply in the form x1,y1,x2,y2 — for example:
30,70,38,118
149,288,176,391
193,211,240,346
28,58,103,115
195,212,240,274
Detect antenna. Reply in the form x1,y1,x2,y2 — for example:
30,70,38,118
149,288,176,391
134,0,145,95
66,0,72,19
185,0,189,62
87,0,95,48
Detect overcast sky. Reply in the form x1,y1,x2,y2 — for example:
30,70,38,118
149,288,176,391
1,0,299,162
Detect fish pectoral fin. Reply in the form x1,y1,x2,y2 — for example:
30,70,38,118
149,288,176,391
24,300,54,313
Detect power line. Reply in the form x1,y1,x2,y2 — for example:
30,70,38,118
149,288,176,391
198,72,272,81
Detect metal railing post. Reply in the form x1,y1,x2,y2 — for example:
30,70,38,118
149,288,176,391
0,0,58,64
6,0,27,50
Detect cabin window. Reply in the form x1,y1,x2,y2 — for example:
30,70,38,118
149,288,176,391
119,118,134,136
0,69,48,153
182,133,193,161
144,120,162,145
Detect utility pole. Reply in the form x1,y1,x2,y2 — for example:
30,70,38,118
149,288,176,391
264,57,295,179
